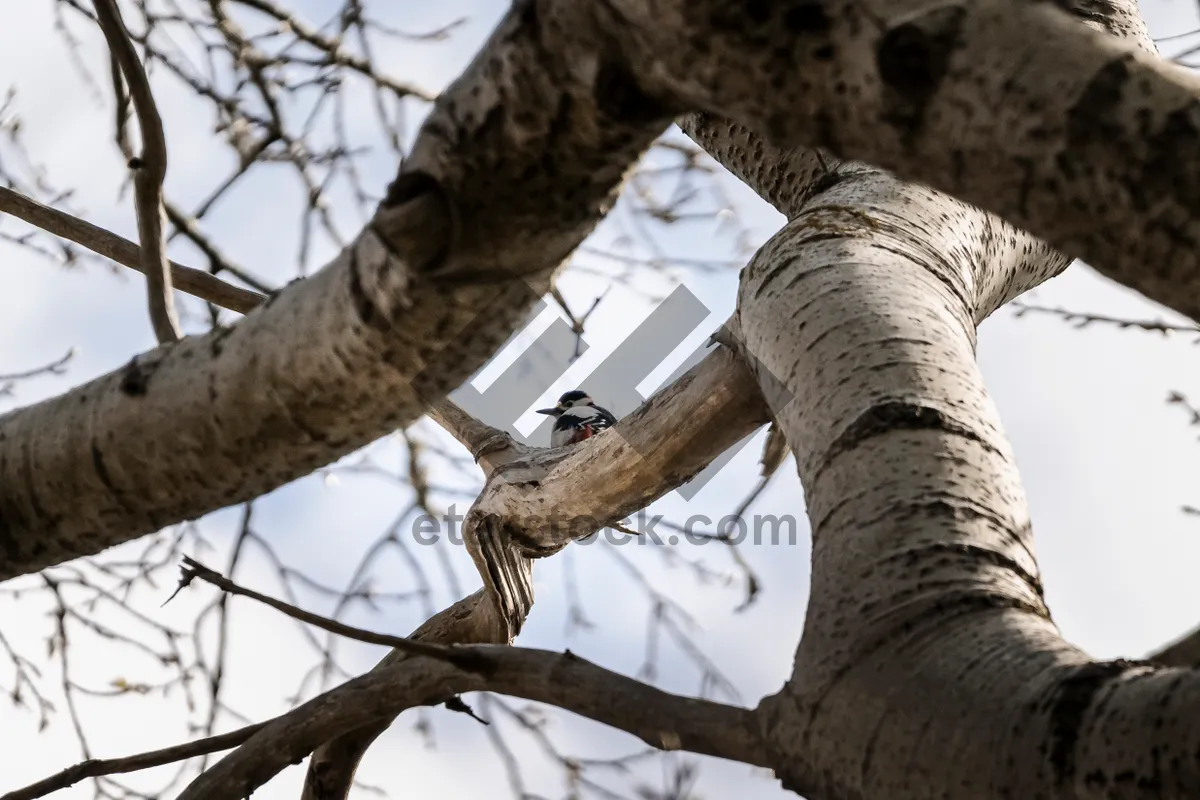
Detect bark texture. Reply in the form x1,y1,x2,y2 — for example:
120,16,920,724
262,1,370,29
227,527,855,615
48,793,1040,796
8,0,1200,578
301,345,769,798
0,1,677,579
10,0,1200,798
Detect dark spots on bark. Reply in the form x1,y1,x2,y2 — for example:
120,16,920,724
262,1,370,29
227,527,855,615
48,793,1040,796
379,170,457,274
91,441,138,520
901,539,1045,600
119,357,153,396
813,110,841,156
209,325,232,359
1067,56,1131,134
593,58,670,125
91,442,117,495
803,165,850,203
1141,105,1200,216
905,591,1049,634
1048,660,1144,787
876,7,965,140
347,245,383,331
513,0,537,29
825,402,995,463
382,169,442,209
784,2,832,34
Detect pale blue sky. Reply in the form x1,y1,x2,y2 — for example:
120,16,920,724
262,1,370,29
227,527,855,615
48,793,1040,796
1,2,1199,798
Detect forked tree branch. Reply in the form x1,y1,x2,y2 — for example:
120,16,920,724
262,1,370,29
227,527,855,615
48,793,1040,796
180,641,770,800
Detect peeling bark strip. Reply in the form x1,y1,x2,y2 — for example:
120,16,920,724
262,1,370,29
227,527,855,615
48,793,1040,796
0,1,678,580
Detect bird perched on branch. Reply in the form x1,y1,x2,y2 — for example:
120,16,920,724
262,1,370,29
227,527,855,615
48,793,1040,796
536,390,617,448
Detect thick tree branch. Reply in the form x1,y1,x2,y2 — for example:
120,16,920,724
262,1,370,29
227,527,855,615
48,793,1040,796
1148,622,1200,668
92,0,181,343
610,0,1200,322
0,1,678,581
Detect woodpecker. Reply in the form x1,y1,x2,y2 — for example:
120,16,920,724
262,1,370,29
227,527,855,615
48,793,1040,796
535,390,618,448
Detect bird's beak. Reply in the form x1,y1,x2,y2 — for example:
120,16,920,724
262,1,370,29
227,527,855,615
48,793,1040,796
535,407,560,416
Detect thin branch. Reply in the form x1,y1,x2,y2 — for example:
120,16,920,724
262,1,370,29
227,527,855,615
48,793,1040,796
425,398,520,471
1011,300,1200,338
0,722,267,800
173,556,478,666
92,0,181,343
0,186,264,313
0,348,76,383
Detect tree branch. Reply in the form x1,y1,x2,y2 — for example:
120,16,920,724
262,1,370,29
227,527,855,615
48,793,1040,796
1148,622,1200,667
173,556,480,667
0,722,267,800
179,643,770,799
0,0,676,581
92,0,181,343
0,186,265,313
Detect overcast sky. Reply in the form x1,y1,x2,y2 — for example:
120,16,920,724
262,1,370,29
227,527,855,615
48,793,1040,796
2,2,1200,798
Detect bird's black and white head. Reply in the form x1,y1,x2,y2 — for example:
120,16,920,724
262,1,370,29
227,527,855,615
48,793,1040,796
535,390,617,447
535,390,595,418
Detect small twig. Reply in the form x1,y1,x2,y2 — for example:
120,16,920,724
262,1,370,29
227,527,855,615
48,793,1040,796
443,695,489,725
0,348,77,382
92,0,182,343
1011,300,1200,338
0,722,267,800
172,556,477,666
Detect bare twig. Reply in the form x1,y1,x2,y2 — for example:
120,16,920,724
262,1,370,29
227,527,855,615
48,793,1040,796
0,348,76,383
92,0,181,343
0,722,267,800
1011,300,1200,338
173,556,476,666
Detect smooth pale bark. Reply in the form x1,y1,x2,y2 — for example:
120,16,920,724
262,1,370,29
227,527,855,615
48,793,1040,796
733,167,1200,799
0,2,675,580
601,0,1200,321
